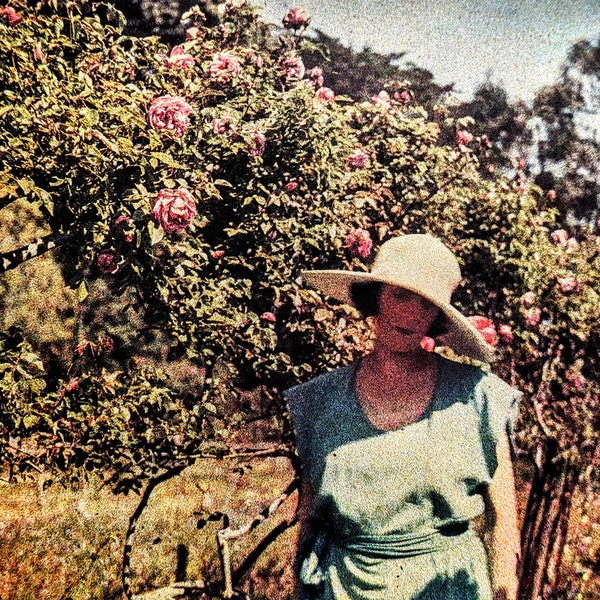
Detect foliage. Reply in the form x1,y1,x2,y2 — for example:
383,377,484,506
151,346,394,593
1,0,598,504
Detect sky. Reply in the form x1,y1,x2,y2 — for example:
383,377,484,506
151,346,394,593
256,0,599,102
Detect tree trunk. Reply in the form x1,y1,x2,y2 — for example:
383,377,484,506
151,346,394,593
519,446,579,600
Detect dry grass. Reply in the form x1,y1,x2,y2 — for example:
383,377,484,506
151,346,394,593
0,457,597,599
0,457,297,600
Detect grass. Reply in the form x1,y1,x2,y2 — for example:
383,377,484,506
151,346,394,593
0,457,297,600
0,457,598,599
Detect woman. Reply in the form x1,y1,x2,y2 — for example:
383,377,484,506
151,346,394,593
285,234,521,600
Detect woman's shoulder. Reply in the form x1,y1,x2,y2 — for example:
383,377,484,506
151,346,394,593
284,362,356,404
438,356,521,406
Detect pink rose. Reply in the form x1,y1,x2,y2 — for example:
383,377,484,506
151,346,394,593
309,66,324,87
348,148,369,170
285,181,299,192
420,336,436,352
165,45,195,69
520,291,536,307
97,250,119,275
33,45,44,62
209,117,230,134
208,52,241,85
315,87,335,102
148,95,192,137
101,337,115,352
114,215,135,243
372,90,391,107
498,324,514,343
153,188,197,233
65,379,80,393
212,250,225,260
344,228,373,259
244,126,265,157
456,130,473,149
261,311,277,322
566,369,586,392
566,238,579,251
394,90,411,105
280,54,305,80
558,275,581,295
550,229,569,245
525,307,542,327
283,6,311,29
186,26,201,40
1,6,22,25
467,316,498,347
546,189,557,201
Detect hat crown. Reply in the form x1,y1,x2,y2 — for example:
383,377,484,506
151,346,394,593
371,235,461,304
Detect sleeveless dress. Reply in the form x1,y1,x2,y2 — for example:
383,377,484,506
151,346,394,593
284,356,520,600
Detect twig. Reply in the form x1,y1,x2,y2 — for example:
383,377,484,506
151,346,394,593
217,477,299,599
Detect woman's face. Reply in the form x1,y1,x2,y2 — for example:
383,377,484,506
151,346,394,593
374,285,440,354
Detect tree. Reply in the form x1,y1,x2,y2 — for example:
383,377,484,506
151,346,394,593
532,38,600,221
455,80,532,176
299,29,453,108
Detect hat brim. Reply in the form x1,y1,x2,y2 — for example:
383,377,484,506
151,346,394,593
303,270,495,364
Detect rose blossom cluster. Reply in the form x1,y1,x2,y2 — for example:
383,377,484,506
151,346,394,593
315,87,335,102
550,229,569,245
208,51,241,85
372,90,391,107
114,215,135,243
280,54,305,80
520,292,542,326
344,228,373,259
557,275,582,295
467,316,499,347
209,115,232,135
165,45,195,69
282,6,311,29
348,148,369,170
244,125,266,157
148,95,192,137
456,130,474,150
97,250,119,275
394,90,412,105
309,66,324,87
153,188,197,233
1,6,22,25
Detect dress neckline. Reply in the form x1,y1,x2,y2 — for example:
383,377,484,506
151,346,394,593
349,355,447,432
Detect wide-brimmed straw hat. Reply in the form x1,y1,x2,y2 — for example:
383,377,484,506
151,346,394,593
303,234,495,364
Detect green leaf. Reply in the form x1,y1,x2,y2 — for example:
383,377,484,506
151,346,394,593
78,280,89,302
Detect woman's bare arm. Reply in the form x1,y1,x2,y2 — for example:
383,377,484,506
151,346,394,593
293,476,317,598
483,431,521,600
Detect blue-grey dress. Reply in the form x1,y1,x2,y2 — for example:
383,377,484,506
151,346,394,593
284,356,520,600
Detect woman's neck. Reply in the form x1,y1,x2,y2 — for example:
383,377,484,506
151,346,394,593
366,345,434,376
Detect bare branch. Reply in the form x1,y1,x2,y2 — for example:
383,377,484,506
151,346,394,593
0,232,69,274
